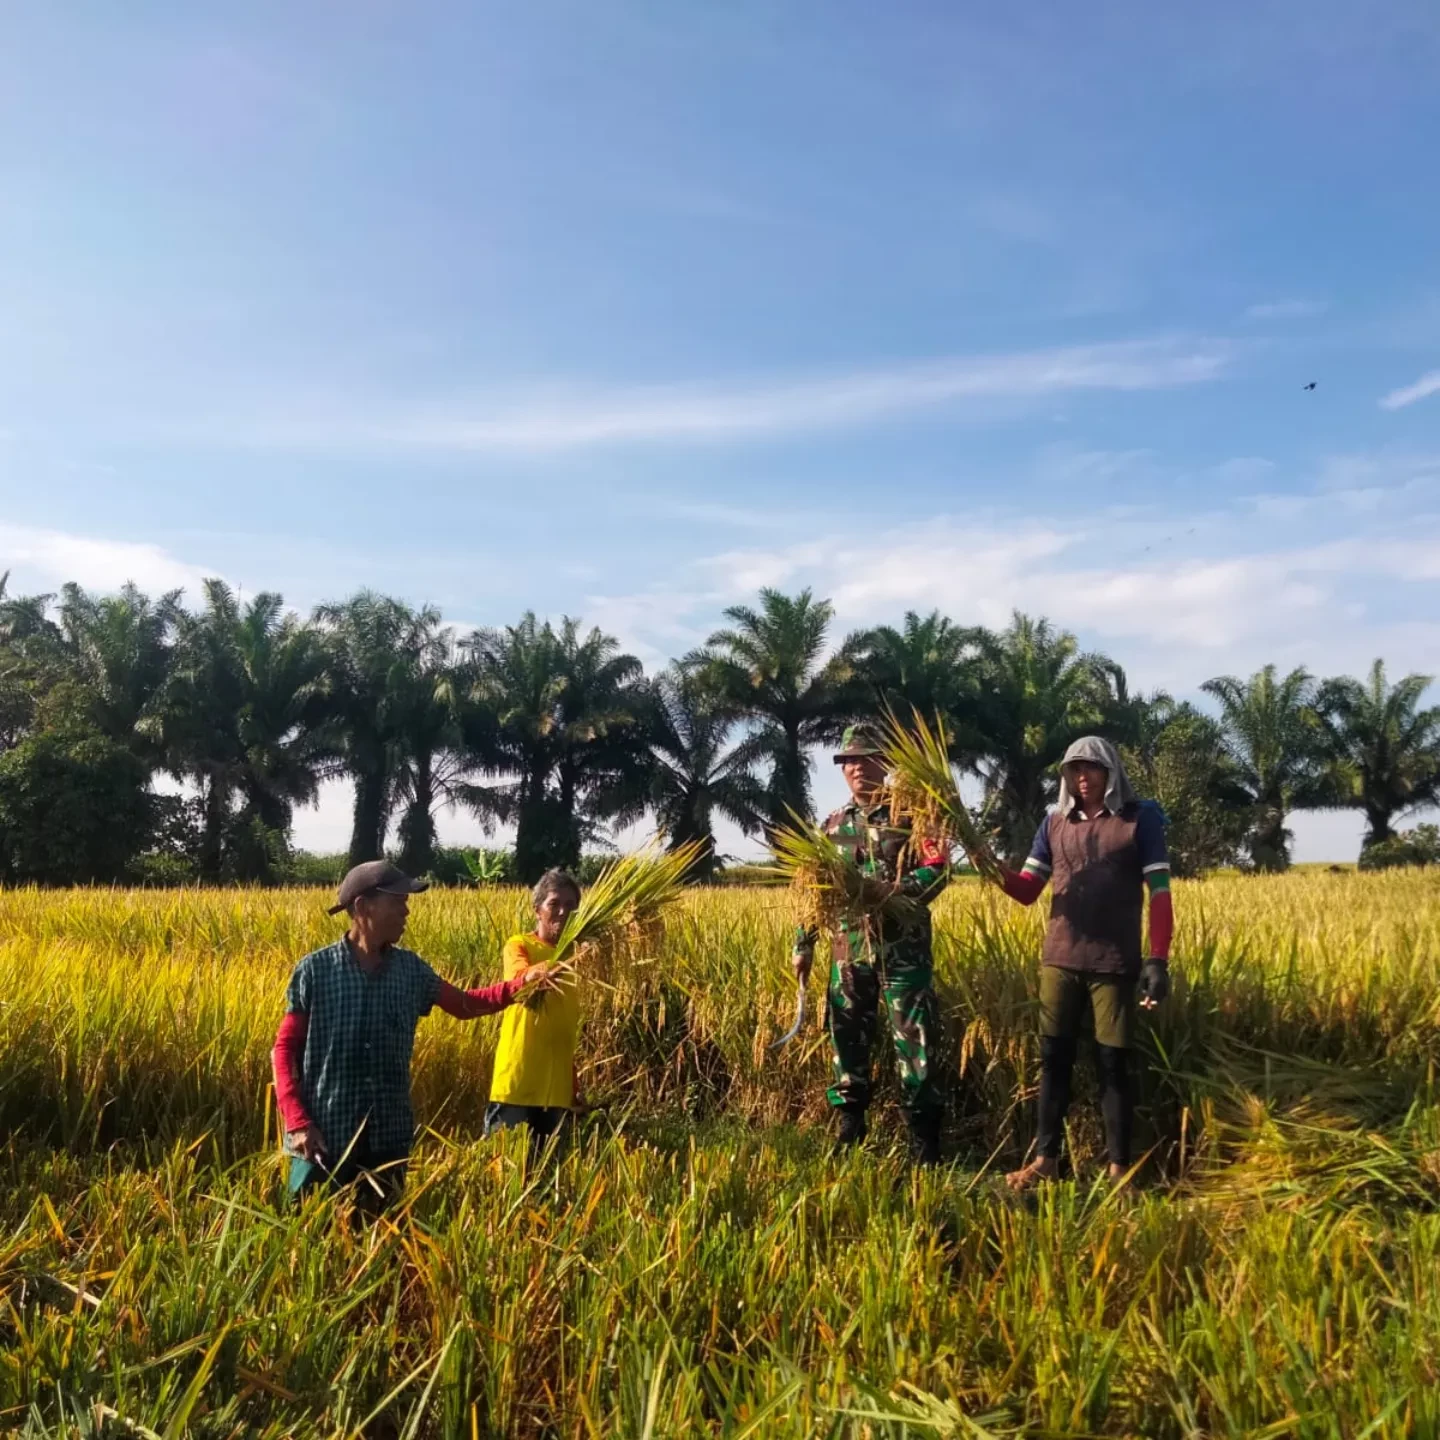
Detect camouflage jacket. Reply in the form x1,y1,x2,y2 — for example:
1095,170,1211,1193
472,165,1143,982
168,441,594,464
793,800,949,963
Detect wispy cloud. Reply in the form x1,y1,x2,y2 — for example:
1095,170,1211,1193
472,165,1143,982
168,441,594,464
0,523,216,597
585,471,1440,695
1244,299,1327,321
1379,370,1440,411
202,337,1230,455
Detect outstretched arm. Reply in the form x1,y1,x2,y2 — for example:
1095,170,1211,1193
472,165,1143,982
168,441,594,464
999,817,1054,906
999,868,1048,905
435,973,532,1019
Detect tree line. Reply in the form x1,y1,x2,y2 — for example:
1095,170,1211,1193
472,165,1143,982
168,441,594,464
1,574,1437,886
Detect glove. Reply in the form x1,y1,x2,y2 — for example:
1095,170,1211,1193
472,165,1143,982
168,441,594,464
1138,959,1170,1008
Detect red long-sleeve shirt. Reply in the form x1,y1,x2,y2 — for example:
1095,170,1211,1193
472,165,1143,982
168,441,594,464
272,976,522,1134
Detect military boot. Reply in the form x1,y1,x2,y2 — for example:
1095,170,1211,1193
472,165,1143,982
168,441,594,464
835,1105,868,1148
907,1109,943,1166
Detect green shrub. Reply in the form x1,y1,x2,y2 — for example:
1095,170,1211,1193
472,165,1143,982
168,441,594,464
1359,824,1440,870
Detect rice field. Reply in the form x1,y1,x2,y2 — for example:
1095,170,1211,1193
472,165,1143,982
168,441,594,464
2,873,1439,1438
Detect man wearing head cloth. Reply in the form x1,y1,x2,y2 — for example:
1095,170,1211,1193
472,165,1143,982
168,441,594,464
792,724,951,1164
270,860,553,1212
998,736,1175,1188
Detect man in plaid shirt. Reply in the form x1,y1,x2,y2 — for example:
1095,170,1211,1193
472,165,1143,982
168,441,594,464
272,860,550,1211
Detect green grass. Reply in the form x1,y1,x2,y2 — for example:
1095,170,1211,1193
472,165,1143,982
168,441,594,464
2,874,1438,1437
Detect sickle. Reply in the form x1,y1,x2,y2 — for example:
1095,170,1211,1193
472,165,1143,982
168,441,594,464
770,979,808,1050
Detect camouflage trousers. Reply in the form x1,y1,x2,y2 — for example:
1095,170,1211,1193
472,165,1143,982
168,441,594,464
825,947,941,1118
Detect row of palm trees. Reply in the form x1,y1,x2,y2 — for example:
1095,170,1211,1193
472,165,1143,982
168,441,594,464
1,573,1437,882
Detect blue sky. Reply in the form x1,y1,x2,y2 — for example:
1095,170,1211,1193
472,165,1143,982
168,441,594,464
3,2,1438,858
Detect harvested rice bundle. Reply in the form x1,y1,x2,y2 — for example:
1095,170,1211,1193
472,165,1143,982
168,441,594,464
532,838,706,1003
880,708,1004,883
768,817,921,932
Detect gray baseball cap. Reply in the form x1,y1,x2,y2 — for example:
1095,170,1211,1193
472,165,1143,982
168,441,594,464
328,860,429,916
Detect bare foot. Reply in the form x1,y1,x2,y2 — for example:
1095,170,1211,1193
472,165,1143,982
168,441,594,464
1108,1162,1132,1187
1005,1156,1059,1192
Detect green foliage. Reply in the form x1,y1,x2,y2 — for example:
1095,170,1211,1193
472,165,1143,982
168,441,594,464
966,613,1120,862
0,718,153,883
842,609,983,739
1202,665,1335,871
460,613,651,882
1318,659,1440,849
280,850,350,886
1358,823,1440,870
312,591,446,868
622,666,767,880
695,587,854,829
2,572,1436,888
159,580,334,883
1122,706,1251,876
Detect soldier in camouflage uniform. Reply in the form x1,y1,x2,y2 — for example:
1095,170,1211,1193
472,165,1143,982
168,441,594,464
793,725,950,1164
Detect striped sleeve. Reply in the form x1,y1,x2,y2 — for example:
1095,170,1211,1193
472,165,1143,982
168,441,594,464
1021,816,1053,877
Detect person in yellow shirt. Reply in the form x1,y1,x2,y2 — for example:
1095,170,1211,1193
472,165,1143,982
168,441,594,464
485,868,584,1148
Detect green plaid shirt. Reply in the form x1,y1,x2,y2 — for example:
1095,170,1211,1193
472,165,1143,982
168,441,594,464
284,939,441,1158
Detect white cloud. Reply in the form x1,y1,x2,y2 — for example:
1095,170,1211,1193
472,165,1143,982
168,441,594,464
1244,299,1327,321
0,523,216,598
585,488,1440,697
193,338,1230,454
1379,370,1440,411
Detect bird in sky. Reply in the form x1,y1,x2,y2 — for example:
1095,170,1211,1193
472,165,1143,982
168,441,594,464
1304,381,1318,390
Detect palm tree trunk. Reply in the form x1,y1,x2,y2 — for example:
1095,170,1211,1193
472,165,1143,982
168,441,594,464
1363,806,1393,848
397,751,436,877
349,768,389,866
997,761,1048,867
772,721,808,828
199,774,229,882
514,762,557,884
1249,802,1290,872
555,762,582,872
669,807,716,881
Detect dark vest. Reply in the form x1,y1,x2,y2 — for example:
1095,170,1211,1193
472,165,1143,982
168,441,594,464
1042,803,1145,976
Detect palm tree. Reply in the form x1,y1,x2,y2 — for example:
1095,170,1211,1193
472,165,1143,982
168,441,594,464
609,666,767,879
1121,703,1252,876
696,588,854,829
969,613,1117,862
1202,664,1330,871
0,574,63,752
314,592,441,867
390,625,469,879
549,618,653,859
1317,660,1440,849
841,610,985,755
56,581,182,762
161,581,333,880
461,614,649,882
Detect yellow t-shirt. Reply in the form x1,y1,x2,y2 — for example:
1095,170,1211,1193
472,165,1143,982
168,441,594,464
489,934,580,1109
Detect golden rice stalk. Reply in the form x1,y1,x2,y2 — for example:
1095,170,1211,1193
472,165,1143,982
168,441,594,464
880,707,1004,883
535,838,707,1000
767,816,920,932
